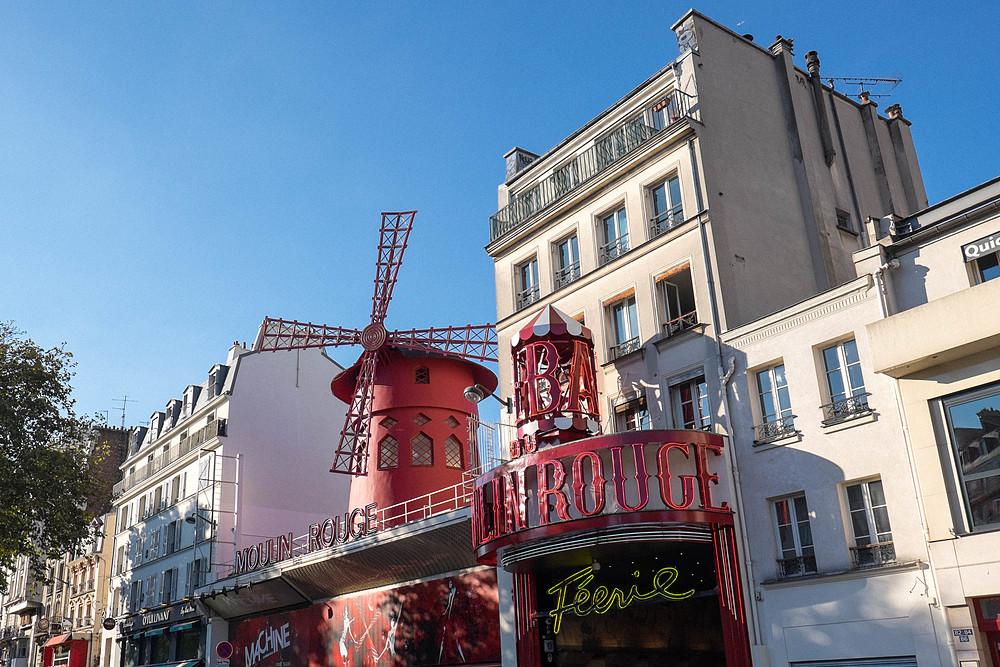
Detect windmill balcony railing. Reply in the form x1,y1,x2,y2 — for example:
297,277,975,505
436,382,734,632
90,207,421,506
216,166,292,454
663,311,698,338
753,415,797,444
598,237,630,267
609,336,641,361
554,262,581,289
113,419,227,497
515,285,540,311
777,554,817,578
821,393,872,426
489,89,699,242
650,209,684,238
850,541,896,569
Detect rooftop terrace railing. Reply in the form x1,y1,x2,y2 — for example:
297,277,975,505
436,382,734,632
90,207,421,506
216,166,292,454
113,419,227,496
489,89,698,243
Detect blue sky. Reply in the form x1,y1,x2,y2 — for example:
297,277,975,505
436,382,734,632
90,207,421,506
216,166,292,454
2,2,997,428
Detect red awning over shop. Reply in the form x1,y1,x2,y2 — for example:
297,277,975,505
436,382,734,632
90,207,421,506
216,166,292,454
42,634,72,648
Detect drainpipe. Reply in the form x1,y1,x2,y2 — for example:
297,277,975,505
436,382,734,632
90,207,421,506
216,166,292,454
870,260,954,666
805,51,836,167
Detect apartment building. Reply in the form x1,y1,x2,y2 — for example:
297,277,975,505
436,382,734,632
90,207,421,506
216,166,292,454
103,342,350,667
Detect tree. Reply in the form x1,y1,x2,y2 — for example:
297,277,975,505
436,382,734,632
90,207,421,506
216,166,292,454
0,322,99,593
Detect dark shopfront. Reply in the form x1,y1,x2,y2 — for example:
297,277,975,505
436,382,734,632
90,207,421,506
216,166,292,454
118,602,202,667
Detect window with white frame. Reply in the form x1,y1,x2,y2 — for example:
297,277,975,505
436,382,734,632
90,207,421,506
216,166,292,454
943,381,1000,531
656,264,697,337
614,397,650,432
773,495,816,577
554,235,581,289
844,478,895,568
598,207,629,267
754,364,795,443
648,175,683,238
515,257,540,310
670,375,711,430
606,293,640,360
974,251,1000,283
821,339,870,424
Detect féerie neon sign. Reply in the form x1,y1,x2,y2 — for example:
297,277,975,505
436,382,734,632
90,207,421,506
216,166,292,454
546,565,694,633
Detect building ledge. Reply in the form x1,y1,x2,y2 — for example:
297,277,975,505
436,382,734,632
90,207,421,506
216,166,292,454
759,559,922,589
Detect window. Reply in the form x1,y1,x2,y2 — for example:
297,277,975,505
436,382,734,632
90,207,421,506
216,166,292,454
975,251,1000,283
648,93,681,131
656,264,697,337
844,478,895,568
378,435,399,470
821,339,870,424
943,382,1000,530
835,208,853,232
160,569,175,604
754,364,795,443
670,376,711,430
606,293,639,359
595,115,649,169
164,520,179,555
516,257,540,310
154,487,162,513
615,397,650,432
411,433,433,466
773,495,816,577
444,435,463,469
412,413,430,426
171,476,181,504
414,366,430,384
554,235,581,289
598,207,629,266
649,175,683,237
138,496,147,520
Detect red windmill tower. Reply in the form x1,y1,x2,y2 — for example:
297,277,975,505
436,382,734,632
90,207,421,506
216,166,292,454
252,211,499,513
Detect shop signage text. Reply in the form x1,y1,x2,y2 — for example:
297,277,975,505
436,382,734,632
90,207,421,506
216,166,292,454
514,340,598,427
473,439,729,550
546,565,695,633
233,503,378,575
962,231,1000,262
244,622,291,667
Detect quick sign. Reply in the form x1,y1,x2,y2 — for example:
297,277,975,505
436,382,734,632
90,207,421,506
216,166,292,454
962,231,1000,262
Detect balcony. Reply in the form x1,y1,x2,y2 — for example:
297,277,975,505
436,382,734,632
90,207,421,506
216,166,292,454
850,541,896,569
609,336,640,361
515,285,540,311
777,554,817,578
753,415,797,444
489,89,699,243
113,419,227,496
821,393,871,426
598,236,630,267
554,261,581,290
663,310,698,338
649,209,684,238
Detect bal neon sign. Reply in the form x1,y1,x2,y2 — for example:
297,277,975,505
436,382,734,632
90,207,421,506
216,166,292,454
546,565,695,633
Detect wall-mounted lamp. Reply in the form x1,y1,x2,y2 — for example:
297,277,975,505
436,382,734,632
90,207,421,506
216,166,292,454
184,512,217,527
463,384,513,413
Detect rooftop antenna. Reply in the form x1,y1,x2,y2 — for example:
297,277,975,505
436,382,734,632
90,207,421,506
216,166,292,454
827,76,902,103
111,396,138,429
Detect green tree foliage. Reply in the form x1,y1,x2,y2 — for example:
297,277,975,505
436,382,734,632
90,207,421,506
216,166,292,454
0,322,98,593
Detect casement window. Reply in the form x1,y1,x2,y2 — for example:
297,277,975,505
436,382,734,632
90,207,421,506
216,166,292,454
773,495,816,577
835,208,854,232
606,293,639,360
943,381,1000,530
821,339,870,425
164,520,178,555
844,478,895,568
378,435,399,470
598,207,629,266
670,375,711,430
554,235,581,289
615,397,650,433
444,435,463,469
754,364,795,443
974,251,1000,283
648,175,683,238
656,264,697,337
516,257,540,310
411,432,433,467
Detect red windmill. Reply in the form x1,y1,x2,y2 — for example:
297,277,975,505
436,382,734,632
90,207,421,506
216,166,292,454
252,211,499,511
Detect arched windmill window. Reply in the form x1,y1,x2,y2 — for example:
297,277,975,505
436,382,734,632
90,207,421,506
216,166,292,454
444,435,464,469
415,366,430,384
411,432,434,466
378,435,398,470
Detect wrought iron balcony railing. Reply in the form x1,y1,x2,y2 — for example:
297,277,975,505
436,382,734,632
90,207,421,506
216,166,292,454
489,89,699,242
663,311,698,338
598,236,630,267
113,418,227,497
821,393,872,426
649,208,684,238
850,541,896,569
777,554,817,578
554,262,581,289
753,415,797,444
515,285,540,311
609,337,641,361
